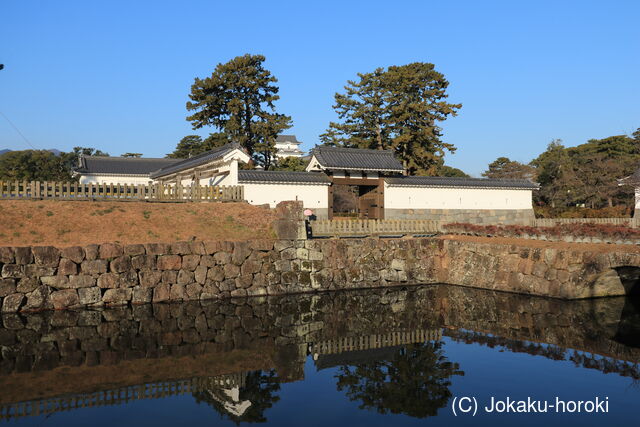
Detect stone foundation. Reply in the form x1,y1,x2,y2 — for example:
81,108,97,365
384,208,535,224
1,237,639,312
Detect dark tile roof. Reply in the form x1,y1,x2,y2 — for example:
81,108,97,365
385,176,539,189
75,156,182,176
310,146,404,172
150,143,242,179
238,170,331,184
618,167,640,186
276,134,300,143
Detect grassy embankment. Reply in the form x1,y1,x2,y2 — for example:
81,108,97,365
0,200,276,246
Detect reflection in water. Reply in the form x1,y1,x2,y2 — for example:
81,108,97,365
334,341,463,418
0,285,639,423
193,370,280,424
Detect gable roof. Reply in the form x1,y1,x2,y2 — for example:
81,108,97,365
310,146,404,173
385,176,539,190
276,135,301,144
238,170,331,185
75,156,182,176
150,142,244,179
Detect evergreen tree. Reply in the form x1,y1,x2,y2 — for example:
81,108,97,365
482,157,536,180
186,54,292,169
321,62,461,175
167,133,230,158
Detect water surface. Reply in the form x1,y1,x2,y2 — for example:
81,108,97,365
1,285,638,426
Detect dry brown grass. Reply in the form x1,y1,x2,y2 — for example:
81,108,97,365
0,200,276,246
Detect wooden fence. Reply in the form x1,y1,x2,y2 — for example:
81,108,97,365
0,373,248,420
310,219,442,237
0,181,244,202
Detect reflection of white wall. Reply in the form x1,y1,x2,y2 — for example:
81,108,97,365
385,184,533,210
79,174,152,185
243,183,329,209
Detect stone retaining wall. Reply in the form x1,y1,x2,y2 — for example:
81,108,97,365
1,237,640,312
384,208,535,225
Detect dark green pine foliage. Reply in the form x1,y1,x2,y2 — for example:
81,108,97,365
167,133,230,159
186,54,292,169
321,62,461,175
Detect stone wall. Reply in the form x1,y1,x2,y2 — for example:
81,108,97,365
385,208,535,225
1,237,640,312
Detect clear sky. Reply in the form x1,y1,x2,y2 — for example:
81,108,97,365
1,0,638,176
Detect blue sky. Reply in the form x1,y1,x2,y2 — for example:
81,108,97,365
1,0,638,176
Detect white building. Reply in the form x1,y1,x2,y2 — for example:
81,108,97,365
74,143,538,223
275,135,304,158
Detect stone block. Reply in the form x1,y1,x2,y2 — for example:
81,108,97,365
60,246,84,264
185,283,203,300
157,255,181,270
119,271,139,288
124,244,146,256
31,246,60,267
145,243,171,255
224,264,240,279
23,286,50,310
236,274,253,289
0,247,13,264
241,259,262,275
182,255,201,271
99,243,123,259
190,240,206,255
232,242,252,265
161,270,178,283
58,258,78,275
97,273,119,289
177,270,194,285
1,264,22,278
207,266,225,282
84,244,99,261
194,265,208,284
132,286,153,304
391,259,406,271
0,279,16,297
40,275,70,289
214,252,231,265
308,250,323,261
2,293,24,312
139,271,162,287
281,248,297,260
131,255,156,270
78,288,102,305
14,247,33,265
171,241,191,255
24,265,56,277
68,275,96,288
102,288,132,305
110,256,132,273
16,277,38,294
153,283,171,303
170,284,187,301
81,260,107,274
51,289,79,310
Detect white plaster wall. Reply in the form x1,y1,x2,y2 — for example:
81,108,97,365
242,183,329,209
385,184,533,210
79,174,152,185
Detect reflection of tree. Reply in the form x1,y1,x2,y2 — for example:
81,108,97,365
193,370,281,424
334,341,463,418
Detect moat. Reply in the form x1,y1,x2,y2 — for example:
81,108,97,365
1,284,639,426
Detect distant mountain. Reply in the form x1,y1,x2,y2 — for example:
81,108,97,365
0,148,63,156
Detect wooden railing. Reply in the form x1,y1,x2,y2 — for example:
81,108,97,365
0,373,248,420
531,217,638,228
0,181,244,202
310,219,442,237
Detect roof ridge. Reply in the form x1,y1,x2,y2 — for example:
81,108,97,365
314,145,396,154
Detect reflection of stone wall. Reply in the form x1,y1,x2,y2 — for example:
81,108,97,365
2,237,640,312
385,208,535,225
1,286,639,416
